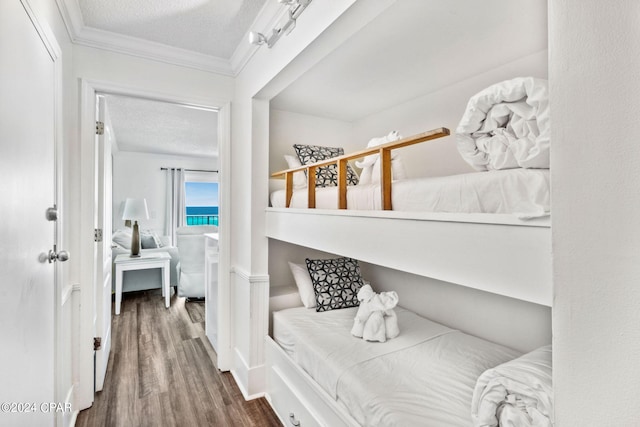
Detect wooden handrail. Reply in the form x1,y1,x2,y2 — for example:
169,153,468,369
271,127,450,210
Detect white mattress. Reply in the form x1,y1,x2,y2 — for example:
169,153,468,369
273,306,521,427
270,168,550,219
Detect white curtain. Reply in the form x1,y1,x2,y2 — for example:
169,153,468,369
165,168,185,245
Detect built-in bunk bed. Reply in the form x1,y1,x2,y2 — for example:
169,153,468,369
263,1,551,424
268,77,551,307
264,76,553,427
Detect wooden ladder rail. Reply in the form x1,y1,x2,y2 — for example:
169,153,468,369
271,127,451,210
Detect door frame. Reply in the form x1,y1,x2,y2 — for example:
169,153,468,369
78,79,232,410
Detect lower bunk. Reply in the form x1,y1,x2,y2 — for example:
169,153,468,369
266,305,552,427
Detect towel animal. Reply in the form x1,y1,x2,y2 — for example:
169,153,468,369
351,285,399,342
355,131,406,185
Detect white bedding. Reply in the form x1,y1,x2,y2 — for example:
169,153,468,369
270,168,550,219
456,77,550,171
472,345,553,427
273,306,521,427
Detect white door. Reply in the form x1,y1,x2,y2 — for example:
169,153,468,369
94,95,113,391
0,1,62,425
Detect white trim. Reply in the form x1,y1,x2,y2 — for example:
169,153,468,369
265,207,551,228
78,79,233,409
54,0,84,42
231,266,270,283
231,348,267,401
61,284,73,306
55,0,287,76
74,26,233,75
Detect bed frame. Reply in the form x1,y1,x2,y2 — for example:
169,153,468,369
265,336,360,427
271,127,450,210
268,127,551,306
266,130,551,426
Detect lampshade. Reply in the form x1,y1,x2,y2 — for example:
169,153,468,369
122,198,149,221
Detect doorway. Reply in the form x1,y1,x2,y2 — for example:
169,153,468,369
77,80,232,411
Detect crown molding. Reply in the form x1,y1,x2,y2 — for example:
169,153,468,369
56,0,287,77
76,26,234,75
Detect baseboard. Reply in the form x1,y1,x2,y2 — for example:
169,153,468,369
231,347,266,400
69,410,79,427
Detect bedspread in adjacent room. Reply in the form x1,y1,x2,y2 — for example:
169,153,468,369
273,306,521,427
270,168,550,219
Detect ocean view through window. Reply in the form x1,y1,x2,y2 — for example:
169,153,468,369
185,182,219,226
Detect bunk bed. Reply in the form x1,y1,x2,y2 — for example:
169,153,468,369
268,77,551,306
265,78,553,426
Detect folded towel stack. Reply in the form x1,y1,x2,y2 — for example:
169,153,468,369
351,284,399,342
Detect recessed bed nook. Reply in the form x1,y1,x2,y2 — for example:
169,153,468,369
265,242,552,426
263,0,550,425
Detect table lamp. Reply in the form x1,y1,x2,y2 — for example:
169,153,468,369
122,198,149,257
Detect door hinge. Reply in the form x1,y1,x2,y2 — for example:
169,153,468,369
94,337,102,351
96,121,104,135
94,228,103,242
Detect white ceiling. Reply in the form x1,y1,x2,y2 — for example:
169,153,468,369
270,0,548,122
77,0,266,59
78,0,265,60
104,95,218,158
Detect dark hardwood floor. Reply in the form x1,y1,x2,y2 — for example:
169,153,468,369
76,289,281,427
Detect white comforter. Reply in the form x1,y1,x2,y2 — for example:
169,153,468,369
271,168,550,219
456,77,550,171
274,306,521,427
472,345,553,427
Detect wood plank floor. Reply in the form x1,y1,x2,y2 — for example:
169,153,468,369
76,290,281,427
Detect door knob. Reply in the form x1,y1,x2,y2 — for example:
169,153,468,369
48,249,70,263
45,206,58,221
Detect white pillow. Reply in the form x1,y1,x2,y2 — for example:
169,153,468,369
112,229,132,249
289,262,315,308
284,155,307,189
288,261,371,309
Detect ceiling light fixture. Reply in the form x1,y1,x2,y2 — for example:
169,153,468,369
249,0,312,49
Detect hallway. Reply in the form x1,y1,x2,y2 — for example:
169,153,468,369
76,290,280,427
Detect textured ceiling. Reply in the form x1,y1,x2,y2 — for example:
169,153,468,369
77,0,267,58
104,95,218,158
271,0,548,122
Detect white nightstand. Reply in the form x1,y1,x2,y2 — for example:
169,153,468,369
114,252,171,315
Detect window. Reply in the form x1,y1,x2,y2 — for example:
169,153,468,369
184,181,219,226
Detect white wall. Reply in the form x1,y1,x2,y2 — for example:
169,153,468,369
269,51,547,180
269,109,354,174
112,152,217,235
349,51,548,178
550,1,640,425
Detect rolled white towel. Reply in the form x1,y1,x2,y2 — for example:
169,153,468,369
472,345,553,427
355,130,402,169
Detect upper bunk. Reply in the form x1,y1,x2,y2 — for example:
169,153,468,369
265,0,550,307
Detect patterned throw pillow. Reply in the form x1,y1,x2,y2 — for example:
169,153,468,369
293,144,359,187
305,257,364,312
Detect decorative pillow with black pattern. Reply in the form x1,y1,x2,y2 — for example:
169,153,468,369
305,257,364,312
293,144,359,187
